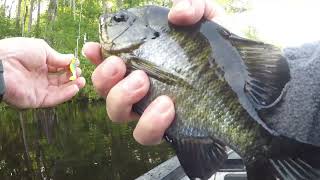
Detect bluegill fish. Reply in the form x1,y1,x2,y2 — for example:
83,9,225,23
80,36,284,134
99,5,320,180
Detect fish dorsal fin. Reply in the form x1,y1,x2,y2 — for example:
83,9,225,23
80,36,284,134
166,135,227,179
269,158,320,180
200,20,289,134
246,158,320,180
226,33,291,109
245,137,320,180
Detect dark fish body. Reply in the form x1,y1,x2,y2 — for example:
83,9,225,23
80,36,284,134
99,6,320,180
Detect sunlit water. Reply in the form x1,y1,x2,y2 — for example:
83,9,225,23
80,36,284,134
0,101,174,180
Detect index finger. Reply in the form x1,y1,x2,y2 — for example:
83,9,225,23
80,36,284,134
82,42,103,65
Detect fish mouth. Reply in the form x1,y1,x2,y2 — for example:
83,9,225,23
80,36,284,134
99,15,143,57
101,41,143,58
100,29,143,57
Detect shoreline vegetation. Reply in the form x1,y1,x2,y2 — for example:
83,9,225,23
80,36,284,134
0,0,244,104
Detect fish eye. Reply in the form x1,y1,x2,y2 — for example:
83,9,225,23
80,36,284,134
112,12,128,23
152,32,160,39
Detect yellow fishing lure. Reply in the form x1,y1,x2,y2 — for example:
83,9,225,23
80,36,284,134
69,57,77,81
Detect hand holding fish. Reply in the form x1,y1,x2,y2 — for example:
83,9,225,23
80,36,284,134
168,0,224,25
96,2,320,179
0,37,85,109
82,0,220,145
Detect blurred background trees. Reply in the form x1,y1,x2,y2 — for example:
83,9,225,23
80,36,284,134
0,0,249,100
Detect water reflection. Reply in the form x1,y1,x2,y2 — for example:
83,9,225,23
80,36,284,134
0,101,174,180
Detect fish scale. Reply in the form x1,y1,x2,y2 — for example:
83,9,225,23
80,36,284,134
100,5,320,180
131,23,269,161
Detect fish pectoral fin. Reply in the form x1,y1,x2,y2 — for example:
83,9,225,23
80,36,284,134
122,54,193,88
170,136,227,179
228,34,291,110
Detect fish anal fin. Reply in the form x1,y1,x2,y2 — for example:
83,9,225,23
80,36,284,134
168,136,228,179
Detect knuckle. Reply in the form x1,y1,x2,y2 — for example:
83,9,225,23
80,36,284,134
92,71,110,95
36,39,48,47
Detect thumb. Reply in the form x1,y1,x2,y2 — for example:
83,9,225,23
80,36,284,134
169,0,205,25
45,42,74,67
168,0,225,25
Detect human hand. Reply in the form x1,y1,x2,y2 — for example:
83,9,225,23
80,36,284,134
169,0,225,25
83,0,222,145
0,37,85,109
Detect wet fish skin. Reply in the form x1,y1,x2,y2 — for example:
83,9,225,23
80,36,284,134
99,5,320,180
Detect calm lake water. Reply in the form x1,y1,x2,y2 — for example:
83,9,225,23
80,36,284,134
0,100,174,180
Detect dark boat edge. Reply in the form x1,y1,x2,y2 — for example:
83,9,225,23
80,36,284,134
136,151,247,180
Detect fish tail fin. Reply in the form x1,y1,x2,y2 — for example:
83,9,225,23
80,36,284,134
245,138,320,180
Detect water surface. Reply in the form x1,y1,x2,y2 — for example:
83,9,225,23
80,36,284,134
0,100,174,180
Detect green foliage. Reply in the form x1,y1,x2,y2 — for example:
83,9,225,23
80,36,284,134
0,0,176,101
0,16,20,38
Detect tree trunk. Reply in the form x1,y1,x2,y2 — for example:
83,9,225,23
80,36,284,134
117,0,123,9
48,0,58,22
21,0,28,36
37,0,41,25
15,0,22,29
19,112,34,179
8,0,15,18
73,0,76,20
34,0,41,36
3,0,7,8
102,1,106,12
28,0,36,33
1,0,7,17
62,0,66,11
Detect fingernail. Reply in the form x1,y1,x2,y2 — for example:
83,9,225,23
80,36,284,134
122,71,144,91
81,44,88,58
76,67,82,76
76,58,80,66
73,84,80,93
173,0,191,12
61,54,74,61
151,96,172,114
64,54,74,63
81,49,87,58
77,77,86,89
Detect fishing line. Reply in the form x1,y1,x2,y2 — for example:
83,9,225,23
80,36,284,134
74,0,83,59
